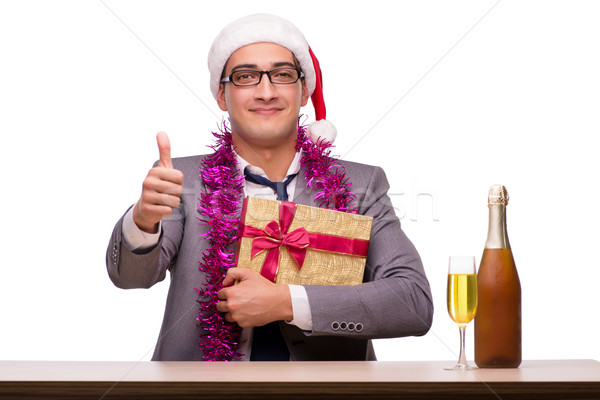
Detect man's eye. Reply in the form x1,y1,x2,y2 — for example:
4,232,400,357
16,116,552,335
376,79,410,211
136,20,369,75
235,71,258,82
273,70,293,78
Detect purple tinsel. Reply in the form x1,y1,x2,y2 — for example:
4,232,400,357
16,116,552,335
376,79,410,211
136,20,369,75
296,126,357,213
196,121,357,361
196,122,244,361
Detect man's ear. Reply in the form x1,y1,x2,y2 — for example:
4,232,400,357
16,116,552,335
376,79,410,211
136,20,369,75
300,82,309,107
217,83,228,111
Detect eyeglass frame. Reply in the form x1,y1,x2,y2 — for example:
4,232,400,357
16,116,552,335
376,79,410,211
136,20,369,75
220,67,305,87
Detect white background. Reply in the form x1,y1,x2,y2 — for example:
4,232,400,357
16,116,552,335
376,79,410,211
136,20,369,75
1,0,598,362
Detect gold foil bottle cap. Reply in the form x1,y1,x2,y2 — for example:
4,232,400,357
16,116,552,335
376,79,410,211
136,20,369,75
488,184,509,205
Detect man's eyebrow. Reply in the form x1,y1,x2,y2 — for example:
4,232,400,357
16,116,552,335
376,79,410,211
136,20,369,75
272,61,296,68
231,63,258,71
230,61,296,71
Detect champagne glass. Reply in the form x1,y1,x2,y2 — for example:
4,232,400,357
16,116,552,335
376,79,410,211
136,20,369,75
445,256,478,370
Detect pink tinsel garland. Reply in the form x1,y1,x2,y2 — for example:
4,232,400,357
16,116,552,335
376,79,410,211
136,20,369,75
196,121,356,361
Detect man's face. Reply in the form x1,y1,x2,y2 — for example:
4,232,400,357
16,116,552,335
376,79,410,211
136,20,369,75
217,42,309,150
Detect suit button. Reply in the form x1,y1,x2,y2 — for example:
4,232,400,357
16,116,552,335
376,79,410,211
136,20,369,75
339,321,347,330
355,323,363,332
113,243,119,266
331,321,340,330
347,322,355,331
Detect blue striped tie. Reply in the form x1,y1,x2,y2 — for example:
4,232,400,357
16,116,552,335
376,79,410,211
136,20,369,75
243,167,297,201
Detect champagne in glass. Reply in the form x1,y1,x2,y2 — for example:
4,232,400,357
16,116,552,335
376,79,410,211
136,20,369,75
446,256,478,370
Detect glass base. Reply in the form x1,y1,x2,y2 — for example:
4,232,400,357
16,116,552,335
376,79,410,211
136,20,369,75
445,362,477,370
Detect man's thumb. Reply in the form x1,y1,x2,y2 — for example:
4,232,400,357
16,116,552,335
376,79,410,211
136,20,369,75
223,267,249,286
156,132,173,169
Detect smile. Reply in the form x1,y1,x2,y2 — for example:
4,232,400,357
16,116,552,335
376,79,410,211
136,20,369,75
250,107,283,115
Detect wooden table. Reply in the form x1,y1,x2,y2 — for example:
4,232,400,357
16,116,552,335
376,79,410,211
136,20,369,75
1,359,599,399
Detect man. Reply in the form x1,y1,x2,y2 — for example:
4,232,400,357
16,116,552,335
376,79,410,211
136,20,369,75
107,13,433,361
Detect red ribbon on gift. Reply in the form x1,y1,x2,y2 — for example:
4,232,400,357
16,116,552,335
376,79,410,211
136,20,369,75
239,201,369,283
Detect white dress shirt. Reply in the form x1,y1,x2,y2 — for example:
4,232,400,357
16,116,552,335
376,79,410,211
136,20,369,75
121,151,313,360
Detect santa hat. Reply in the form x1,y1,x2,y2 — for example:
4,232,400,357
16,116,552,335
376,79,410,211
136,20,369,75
208,13,337,144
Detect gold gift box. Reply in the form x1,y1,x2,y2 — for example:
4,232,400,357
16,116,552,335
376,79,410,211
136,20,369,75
235,197,373,286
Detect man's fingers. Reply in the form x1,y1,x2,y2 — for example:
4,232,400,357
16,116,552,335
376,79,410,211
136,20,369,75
216,298,228,312
216,268,286,327
138,203,175,220
141,191,181,209
222,267,250,287
156,132,173,169
143,172,184,195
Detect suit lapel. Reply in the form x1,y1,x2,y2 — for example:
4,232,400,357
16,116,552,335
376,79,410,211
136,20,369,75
292,166,318,207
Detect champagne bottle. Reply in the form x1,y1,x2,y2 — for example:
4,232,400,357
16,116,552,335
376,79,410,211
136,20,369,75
474,185,522,368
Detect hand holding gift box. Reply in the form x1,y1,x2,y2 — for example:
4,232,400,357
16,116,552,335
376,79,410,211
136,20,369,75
235,197,373,285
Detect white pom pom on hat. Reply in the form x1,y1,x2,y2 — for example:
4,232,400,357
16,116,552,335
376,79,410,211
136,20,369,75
306,119,337,144
208,13,336,144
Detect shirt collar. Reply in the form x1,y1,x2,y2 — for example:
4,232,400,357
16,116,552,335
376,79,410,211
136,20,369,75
235,151,302,180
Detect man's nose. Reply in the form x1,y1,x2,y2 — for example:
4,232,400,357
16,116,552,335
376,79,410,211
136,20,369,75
254,74,278,100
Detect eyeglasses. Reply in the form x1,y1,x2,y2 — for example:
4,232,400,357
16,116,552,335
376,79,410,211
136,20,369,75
221,68,304,87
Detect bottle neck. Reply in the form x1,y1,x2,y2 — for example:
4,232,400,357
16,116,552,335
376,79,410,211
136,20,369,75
485,204,511,249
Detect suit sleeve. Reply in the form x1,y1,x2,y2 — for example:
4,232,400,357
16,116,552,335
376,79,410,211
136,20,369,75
303,166,433,339
106,201,185,289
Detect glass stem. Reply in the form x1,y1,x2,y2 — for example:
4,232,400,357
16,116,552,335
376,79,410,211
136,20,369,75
458,325,467,366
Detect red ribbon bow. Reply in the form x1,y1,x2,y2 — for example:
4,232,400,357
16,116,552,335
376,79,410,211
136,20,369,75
241,201,309,282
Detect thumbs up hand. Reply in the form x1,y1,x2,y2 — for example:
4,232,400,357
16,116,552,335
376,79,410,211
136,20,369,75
133,132,184,234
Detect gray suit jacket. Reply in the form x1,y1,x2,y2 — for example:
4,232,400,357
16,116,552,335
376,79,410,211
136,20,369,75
106,155,433,361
